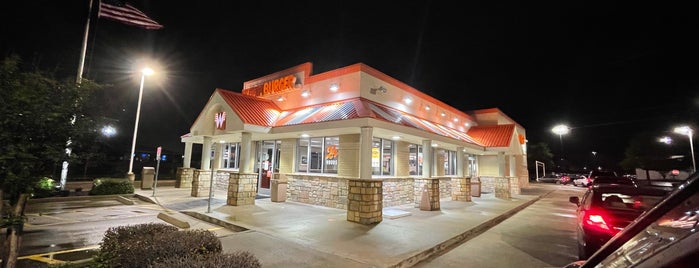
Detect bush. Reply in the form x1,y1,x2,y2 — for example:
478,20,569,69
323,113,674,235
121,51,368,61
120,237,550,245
32,177,57,198
89,178,134,195
94,223,223,268
151,251,262,268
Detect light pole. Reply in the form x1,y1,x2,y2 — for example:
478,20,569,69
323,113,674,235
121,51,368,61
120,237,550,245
127,67,154,180
551,124,570,159
674,126,696,173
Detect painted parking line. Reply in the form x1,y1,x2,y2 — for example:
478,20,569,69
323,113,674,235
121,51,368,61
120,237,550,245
19,245,100,264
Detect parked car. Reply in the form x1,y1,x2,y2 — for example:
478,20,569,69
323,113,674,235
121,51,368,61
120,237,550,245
558,174,571,185
573,175,591,187
568,183,673,259
564,172,698,268
537,174,561,183
588,176,636,187
587,170,617,185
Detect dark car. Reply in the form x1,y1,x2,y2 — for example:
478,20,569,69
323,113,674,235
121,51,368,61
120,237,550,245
588,176,636,187
587,170,618,184
537,174,561,183
564,172,699,268
568,183,672,259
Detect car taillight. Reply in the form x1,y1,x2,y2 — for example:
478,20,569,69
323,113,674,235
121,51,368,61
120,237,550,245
582,209,617,234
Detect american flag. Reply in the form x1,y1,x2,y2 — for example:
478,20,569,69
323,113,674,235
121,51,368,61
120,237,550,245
98,0,163,30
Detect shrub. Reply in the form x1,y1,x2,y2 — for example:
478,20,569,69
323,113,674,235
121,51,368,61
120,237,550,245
94,223,179,266
151,251,262,268
32,177,57,198
89,178,134,195
94,223,223,268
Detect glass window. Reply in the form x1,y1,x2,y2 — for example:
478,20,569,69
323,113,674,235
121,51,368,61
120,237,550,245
409,144,422,176
444,150,456,175
296,136,339,174
223,143,240,169
297,138,309,172
372,138,393,176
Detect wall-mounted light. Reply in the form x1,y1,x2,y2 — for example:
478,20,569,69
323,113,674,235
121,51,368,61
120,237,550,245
453,118,459,122
464,122,470,127
431,143,439,147
301,90,311,98
277,96,285,101
300,133,310,138
392,135,401,140
219,140,226,143
440,112,446,117
424,105,431,111
403,96,413,104
329,83,339,92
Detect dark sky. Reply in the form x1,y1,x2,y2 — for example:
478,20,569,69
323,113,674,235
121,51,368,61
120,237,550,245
2,1,698,171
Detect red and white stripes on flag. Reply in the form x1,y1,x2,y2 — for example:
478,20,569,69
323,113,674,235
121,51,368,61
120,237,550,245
98,0,163,30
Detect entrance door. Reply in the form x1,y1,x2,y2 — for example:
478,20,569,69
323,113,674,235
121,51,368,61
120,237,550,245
256,140,279,195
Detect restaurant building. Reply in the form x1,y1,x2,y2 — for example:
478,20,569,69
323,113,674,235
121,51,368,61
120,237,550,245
177,62,529,224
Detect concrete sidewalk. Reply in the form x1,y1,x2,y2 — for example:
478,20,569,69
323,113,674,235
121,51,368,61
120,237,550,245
135,184,553,268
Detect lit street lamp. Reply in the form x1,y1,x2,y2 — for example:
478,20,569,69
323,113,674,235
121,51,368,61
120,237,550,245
551,124,570,159
673,126,696,173
127,67,154,180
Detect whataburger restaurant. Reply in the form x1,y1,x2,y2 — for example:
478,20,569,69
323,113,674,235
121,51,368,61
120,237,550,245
177,62,530,224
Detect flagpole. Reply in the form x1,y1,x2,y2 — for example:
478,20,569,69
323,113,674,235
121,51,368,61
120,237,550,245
62,0,95,190
76,0,95,84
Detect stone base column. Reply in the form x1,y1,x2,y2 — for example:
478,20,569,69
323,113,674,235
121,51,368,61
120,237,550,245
495,177,511,199
451,177,471,202
191,170,211,197
175,167,194,188
347,180,382,224
227,173,258,206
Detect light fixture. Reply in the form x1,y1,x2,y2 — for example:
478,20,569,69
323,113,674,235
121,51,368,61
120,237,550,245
300,133,310,138
440,112,446,117
392,135,401,140
128,66,155,177
425,105,430,111
464,122,470,127
277,96,285,101
431,143,439,147
453,118,459,122
329,83,339,92
301,90,310,97
659,136,672,144
403,96,413,104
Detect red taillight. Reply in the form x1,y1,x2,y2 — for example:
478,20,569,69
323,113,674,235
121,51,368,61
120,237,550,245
582,210,617,234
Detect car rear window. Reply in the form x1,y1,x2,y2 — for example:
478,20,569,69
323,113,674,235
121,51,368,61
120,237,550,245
593,189,668,211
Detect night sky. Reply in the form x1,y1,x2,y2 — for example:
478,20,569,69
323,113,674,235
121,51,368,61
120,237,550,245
2,1,698,171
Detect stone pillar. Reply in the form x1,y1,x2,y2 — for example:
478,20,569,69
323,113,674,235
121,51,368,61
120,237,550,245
175,167,194,188
347,179,382,224
227,173,258,206
416,178,440,210
456,147,464,177
192,169,211,197
421,140,432,178
495,177,511,199
212,142,223,170
183,142,193,168
359,127,373,179
338,134,360,178
394,141,410,177
451,177,471,201
278,138,296,174
201,137,212,170
240,132,254,173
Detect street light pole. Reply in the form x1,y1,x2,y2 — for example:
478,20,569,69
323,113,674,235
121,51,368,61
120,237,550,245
127,68,153,180
674,126,696,173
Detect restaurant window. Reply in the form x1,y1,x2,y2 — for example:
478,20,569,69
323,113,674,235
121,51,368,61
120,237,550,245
222,142,240,169
444,149,457,175
297,136,339,174
409,144,422,176
372,138,393,176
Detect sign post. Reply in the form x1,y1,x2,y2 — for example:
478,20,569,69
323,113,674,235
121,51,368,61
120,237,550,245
152,146,162,197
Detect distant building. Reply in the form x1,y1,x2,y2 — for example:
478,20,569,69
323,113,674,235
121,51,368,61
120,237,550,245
179,62,529,224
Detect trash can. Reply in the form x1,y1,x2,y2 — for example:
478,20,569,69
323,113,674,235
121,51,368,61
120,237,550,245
271,179,287,202
471,177,481,197
141,167,155,190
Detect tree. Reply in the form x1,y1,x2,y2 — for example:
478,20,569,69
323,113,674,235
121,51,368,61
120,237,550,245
527,142,555,177
621,131,677,179
0,55,100,267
